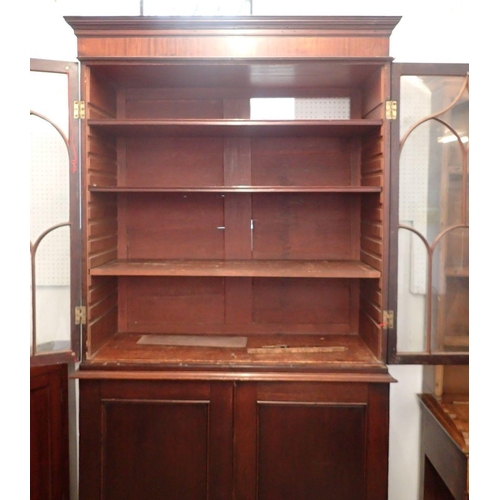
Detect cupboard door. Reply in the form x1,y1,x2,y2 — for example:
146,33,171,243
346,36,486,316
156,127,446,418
234,382,390,500
79,379,233,500
388,63,469,364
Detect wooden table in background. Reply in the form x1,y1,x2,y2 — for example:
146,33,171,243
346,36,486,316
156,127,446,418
419,394,469,500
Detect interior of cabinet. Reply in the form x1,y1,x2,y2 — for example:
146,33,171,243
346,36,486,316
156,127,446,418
82,60,389,368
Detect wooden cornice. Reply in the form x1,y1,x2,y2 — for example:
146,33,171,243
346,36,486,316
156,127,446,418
64,15,402,36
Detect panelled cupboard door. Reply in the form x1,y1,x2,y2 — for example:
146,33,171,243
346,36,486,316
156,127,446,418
78,379,234,500
388,63,469,364
233,382,390,500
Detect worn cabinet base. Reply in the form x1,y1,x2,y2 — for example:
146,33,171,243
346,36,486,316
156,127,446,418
78,376,390,500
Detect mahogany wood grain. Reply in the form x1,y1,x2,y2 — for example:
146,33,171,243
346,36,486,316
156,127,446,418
87,61,392,92
359,278,384,358
224,139,251,185
88,305,118,357
83,66,121,356
122,193,225,260
258,402,365,499
116,275,362,336
233,381,390,500
365,383,391,500
91,186,383,193
223,194,253,259
252,277,354,326
251,136,354,186
79,379,233,500
252,193,360,260
126,96,223,119
359,123,386,358
30,364,70,500
122,276,226,329
68,16,402,500
104,401,210,499
74,370,394,383
76,36,391,60
362,66,386,119
225,278,253,325
86,65,117,119
122,136,224,187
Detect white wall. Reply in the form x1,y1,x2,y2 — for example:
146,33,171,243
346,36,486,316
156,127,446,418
11,1,487,499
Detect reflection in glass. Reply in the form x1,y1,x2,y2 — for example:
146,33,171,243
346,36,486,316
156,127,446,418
35,227,72,353
431,228,469,353
396,228,427,352
397,74,468,354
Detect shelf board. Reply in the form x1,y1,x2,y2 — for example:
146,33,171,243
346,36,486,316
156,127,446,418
87,119,382,137
90,259,381,278
89,185,382,194
83,333,389,372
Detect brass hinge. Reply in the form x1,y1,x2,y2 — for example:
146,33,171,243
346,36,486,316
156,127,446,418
385,100,397,120
383,310,394,329
75,306,87,325
73,100,86,120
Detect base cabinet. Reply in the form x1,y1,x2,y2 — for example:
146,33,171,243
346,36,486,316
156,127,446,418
79,378,389,500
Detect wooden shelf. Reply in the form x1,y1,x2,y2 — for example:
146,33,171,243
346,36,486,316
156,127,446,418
89,186,383,194
90,259,381,278
87,119,383,137
85,333,388,371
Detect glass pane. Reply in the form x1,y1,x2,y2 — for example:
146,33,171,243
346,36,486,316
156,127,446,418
431,228,469,353
30,72,71,355
396,229,427,352
397,74,468,354
35,227,72,353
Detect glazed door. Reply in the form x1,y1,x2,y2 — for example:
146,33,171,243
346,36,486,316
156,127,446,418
30,58,81,500
30,58,81,363
388,63,469,364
